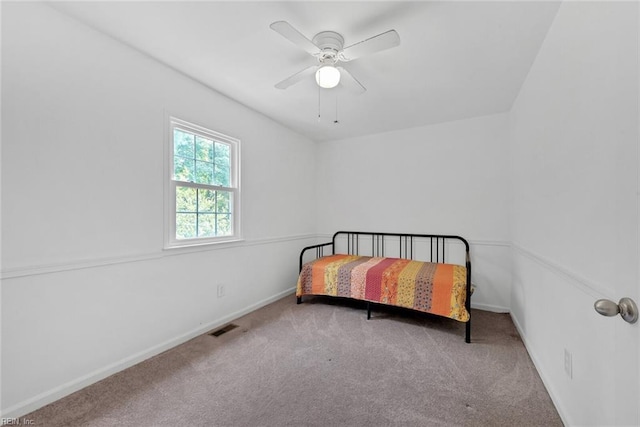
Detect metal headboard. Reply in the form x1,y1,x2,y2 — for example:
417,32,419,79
300,231,470,271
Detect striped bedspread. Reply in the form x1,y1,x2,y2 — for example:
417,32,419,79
296,254,470,322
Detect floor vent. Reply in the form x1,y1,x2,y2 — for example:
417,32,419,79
209,323,239,337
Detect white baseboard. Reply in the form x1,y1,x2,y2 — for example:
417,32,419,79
470,302,509,313
1,287,296,420
510,313,570,427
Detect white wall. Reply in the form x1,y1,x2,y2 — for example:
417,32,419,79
510,1,638,425
316,114,512,312
1,2,317,417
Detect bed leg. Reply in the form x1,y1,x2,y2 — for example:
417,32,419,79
297,296,302,304
465,320,471,343
367,302,371,320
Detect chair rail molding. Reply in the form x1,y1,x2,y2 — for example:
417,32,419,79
1,234,318,280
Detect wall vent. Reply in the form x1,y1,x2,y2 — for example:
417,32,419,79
209,323,239,337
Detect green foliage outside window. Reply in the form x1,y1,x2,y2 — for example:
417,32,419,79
173,126,234,240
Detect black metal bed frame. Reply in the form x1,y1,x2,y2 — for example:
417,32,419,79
298,231,472,343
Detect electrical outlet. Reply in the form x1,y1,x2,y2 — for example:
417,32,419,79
217,284,226,298
564,349,573,379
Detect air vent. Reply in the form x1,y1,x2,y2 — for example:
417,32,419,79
209,323,239,337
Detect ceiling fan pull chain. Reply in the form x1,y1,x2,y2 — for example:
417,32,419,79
334,94,339,124
317,85,321,121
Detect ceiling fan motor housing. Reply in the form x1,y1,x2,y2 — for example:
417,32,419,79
312,31,345,62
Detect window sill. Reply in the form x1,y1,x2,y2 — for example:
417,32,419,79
163,237,245,252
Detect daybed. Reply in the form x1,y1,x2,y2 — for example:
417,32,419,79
296,231,472,343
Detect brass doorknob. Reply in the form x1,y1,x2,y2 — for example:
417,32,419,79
594,297,638,324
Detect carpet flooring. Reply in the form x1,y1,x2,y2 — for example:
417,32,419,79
24,294,562,426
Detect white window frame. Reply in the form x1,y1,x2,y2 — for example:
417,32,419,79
165,116,241,249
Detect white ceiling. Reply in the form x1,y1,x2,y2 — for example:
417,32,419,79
49,1,561,142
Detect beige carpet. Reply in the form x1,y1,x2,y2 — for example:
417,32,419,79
25,294,562,426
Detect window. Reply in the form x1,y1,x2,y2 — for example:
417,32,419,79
166,117,240,247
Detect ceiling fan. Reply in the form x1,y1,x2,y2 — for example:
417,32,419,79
270,21,401,93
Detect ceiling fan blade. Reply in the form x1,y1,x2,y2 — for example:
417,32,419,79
270,21,321,56
275,65,317,89
337,67,366,94
338,30,400,62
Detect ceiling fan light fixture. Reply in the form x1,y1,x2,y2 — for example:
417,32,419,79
315,65,340,89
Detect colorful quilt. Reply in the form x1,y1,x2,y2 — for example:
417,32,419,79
296,254,469,322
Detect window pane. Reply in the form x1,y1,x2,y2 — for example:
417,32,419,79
176,213,197,239
195,160,214,185
214,142,230,186
176,186,196,212
217,214,232,236
216,191,231,213
170,119,239,246
195,136,213,162
198,213,216,237
198,189,216,213
174,129,194,158
174,156,195,182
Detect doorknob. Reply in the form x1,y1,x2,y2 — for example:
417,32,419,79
594,297,638,324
